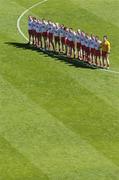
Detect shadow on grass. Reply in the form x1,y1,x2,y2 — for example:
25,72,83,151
5,42,98,69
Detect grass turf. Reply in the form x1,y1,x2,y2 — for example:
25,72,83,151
0,0,119,179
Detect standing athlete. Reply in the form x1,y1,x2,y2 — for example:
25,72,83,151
89,34,95,64
101,35,111,69
28,16,33,44
94,36,102,67
75,29,81,59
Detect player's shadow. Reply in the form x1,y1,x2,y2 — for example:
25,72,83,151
5,42,98,69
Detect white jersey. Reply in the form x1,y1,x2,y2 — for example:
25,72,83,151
85,37,91,47
89,38,95,49
65,30,69,39
94,40,101,50
54,27,60,36
80,34,85,46
75,33,81,43
35,22,39,33
38,22,43,33
41,23,47,33
67,32,76,42
28,20,33,30
47,23,52,32
32,20,36,31
60,28,66,37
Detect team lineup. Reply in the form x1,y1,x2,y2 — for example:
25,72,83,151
28,16,111,69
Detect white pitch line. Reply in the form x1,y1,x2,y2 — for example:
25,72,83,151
17,0,119,75
99,68,119,74
17,0,48,41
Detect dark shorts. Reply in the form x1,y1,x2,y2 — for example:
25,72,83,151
90,48,95,55
82,45,86,51
85,47,90,55
54,36,60,42
102,51,108,58
69,41,75,48
48,33,53,40
95,50,101,57
66,39,70,46
28,30,32,35
42,32,47,37
61,37,65,44
77,42,81,49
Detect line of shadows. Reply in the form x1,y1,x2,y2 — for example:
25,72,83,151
5,42,98,69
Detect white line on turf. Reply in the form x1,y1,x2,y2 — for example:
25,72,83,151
17,0,119,75
17,0,48,41
98,68,119,74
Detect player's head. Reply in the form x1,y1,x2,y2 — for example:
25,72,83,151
86,33,89,37
91,34,95,39
69,28,73,32
55,23,59,27
28,16,32,20
81,31,85,36
95,36,99,41
103,35,107,41
77,29,81,34
64,27,67,31
66,28,69,32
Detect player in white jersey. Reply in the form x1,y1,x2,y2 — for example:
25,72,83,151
67,28,76,58
89,34,96,64
41,20,48,50
65,28,70,56
84,34,91,62
35,20,42,48
31,17,37,45
28,16,33,44
94,36,102,66
47,21,55,51
80,31,86,61
60,25,66,52
75,29,81,59
34,19,39,47
54,23,61,52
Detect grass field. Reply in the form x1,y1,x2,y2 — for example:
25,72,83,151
0,0,119,179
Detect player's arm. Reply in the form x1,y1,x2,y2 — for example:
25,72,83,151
107,41,111,54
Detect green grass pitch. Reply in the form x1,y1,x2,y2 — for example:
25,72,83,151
0,0,119,179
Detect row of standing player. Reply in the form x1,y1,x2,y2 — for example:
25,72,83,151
28,16,110,68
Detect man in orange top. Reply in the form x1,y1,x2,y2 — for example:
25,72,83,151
101,35,111,69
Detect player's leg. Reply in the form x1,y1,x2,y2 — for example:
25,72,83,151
87,48,90,63
54,37,57,51
102,52,105,68
91,49,94,64
82,46,85,61
58,38,61,52
105,53,110,69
